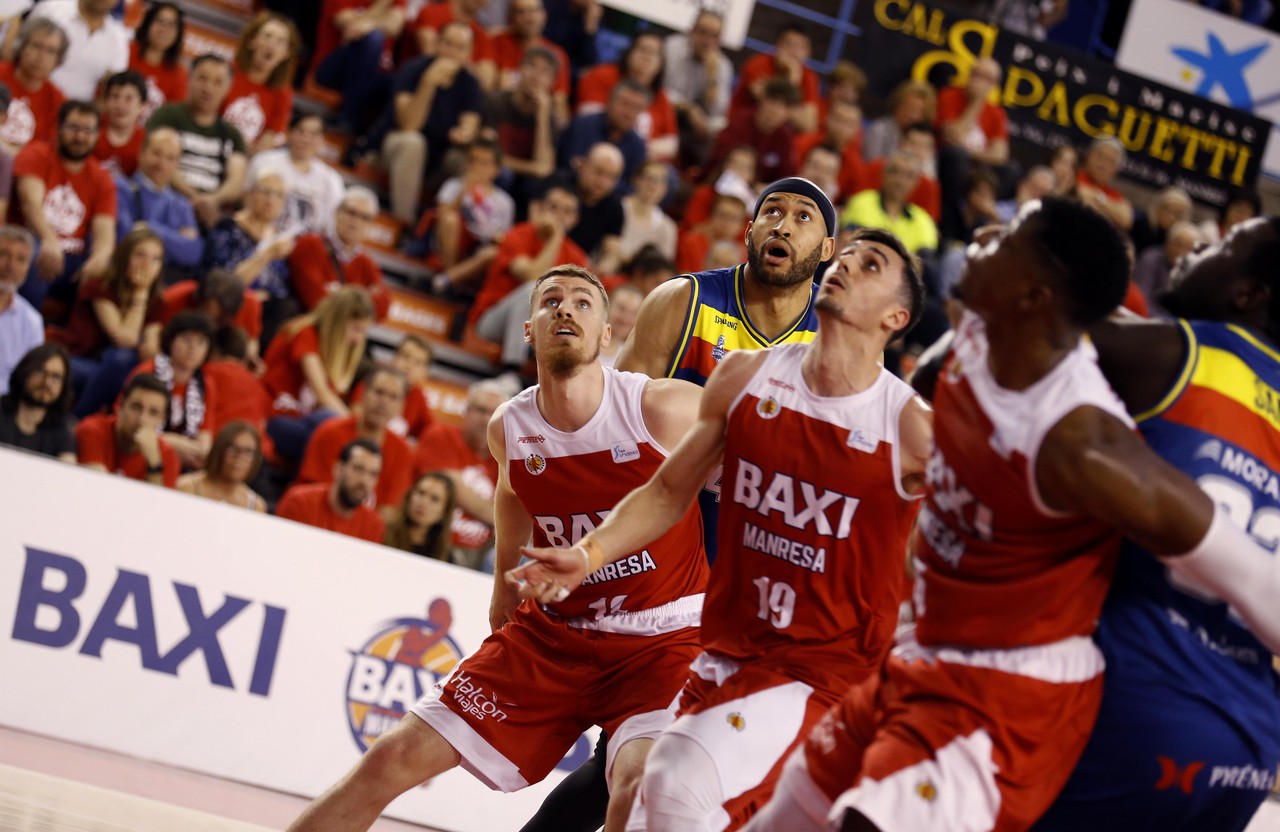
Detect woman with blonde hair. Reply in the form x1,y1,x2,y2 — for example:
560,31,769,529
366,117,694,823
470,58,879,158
222,11,300,154
261,285,374,462
384,471,456,561
862,79,937,162
177,421,267,511
51,227,166,418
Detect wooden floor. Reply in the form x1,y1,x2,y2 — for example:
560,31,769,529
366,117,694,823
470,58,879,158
1,723,1279,831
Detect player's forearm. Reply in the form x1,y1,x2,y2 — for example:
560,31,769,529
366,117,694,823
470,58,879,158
579,469,700,569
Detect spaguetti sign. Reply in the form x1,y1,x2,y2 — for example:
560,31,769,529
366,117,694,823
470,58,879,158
854,0,1272,205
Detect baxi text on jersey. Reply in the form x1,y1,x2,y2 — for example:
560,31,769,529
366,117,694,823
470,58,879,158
742,521,827,572
450,672,508,722
732,459,861,539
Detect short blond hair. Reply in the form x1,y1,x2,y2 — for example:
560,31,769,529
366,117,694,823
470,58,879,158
530,264,610,314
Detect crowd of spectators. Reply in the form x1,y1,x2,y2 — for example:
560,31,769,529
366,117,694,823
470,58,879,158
0,0,1272,571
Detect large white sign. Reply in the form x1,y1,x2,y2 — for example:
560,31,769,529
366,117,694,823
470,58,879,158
0,448,594,831
1117,0,1280,179
599,0,756,49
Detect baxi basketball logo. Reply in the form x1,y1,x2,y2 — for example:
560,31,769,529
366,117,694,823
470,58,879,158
525,453,547,475
345,598,465,752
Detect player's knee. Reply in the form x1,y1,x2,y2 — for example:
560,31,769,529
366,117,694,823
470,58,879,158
359,717,457,793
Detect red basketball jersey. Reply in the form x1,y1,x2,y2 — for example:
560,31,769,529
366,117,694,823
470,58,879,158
505,368,708,626
707,343,921,696
914,312,1129,654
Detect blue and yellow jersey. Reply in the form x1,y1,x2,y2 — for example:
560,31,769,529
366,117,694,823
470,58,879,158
666,264,820,386
1097,320,1280,748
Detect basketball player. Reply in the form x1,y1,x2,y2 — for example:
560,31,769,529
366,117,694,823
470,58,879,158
288,265,708,832
744,199,1280,832
521,176,841,832
1033,216,1280,831
510,228,932,831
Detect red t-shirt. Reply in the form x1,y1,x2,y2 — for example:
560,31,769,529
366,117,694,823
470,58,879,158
277,482,385,543
491,32,570,96
468,222,590,325
711,111,795,184
222,73,294,147
261,324,334,417
412,421,497,550
92,124,145,178
681,184,716,231
54,278,164,358
793,130,866,203
413,4,494,61
728,52,821,124
575,64,678,143
161,280,263,341
352,380,435,441
130,42,187,121
201,358,275,459
0,61,65,149
857,158,943,223
297,414,415,508
10,142,117,255
314,0,406,69
75,413,180,486
287,233,391,321
935,86,1009,148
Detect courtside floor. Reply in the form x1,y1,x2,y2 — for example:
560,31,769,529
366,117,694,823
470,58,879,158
0,724,1277,831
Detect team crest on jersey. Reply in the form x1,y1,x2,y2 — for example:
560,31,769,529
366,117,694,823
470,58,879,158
712,334,727,363
344,599,465,752
525,453,548,475
727,712,747,731
916,780,938,802
757,397,781,419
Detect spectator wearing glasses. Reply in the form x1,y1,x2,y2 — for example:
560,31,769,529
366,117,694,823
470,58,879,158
663,9,732,164
0,17,68,154
287,186,390,321
28,0,129,102
246,113,345,238
0,341,76,461
177,420,266,511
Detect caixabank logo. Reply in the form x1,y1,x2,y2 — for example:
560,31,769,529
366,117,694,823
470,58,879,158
345,598,465,751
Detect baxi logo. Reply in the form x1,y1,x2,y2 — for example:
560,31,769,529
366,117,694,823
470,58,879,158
345,599,464,752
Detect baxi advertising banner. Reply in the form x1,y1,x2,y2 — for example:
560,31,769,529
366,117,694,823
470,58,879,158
1116,0,1280,181
854,0,1272,205
0,448,595,832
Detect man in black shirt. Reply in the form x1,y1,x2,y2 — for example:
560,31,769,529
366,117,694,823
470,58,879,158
0,342,76,461
545,142,624,273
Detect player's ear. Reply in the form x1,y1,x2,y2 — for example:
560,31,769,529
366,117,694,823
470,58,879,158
1233,276,1269,316
821,236,835,262
523,320,533,344
744,220,753,246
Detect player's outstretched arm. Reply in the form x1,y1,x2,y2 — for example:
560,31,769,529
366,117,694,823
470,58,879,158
614,276,693,378
509,350,765,604
487,403,535,632
1036,406,1280,653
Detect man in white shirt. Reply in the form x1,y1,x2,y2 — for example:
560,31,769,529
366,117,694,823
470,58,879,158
29,0,128,101
0,225,39,396
247,112,345,237
663,10,732,161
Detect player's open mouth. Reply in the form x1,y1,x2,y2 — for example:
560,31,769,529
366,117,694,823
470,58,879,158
554,326,579,337
763,241,791,266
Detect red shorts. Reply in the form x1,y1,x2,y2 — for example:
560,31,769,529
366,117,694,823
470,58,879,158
663,653,861,830
411,603,699,792
799,641,1104,832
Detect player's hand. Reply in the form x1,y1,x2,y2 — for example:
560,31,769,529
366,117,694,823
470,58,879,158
506,544,591,604
488,580,520,633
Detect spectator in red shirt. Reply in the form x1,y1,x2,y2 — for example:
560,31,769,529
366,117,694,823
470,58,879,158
93,70,145,178
411,377,511,569
576,32,678,163
277,437,385,543
299,366,414,514
203,325,273,460
728,24,820,133
0,17,68,155
51,226,162,418
262,285,374,462
383,470,456,560
129,2,187,124
225,12,299,156
125,310,217,469
412,0,495,89
681,144,756,229
858,122,943,222
313,0,406,133
793,98,864,201
352,333,437,443
471,182,589,368
162,270,263,365
1076,136,1135,232
288,186,390,321
676,192,747,274
76,371,180,487
14,100,117,314
492,0,571,124
177,420,267,512
711,79,798,186
936,57,1013,239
